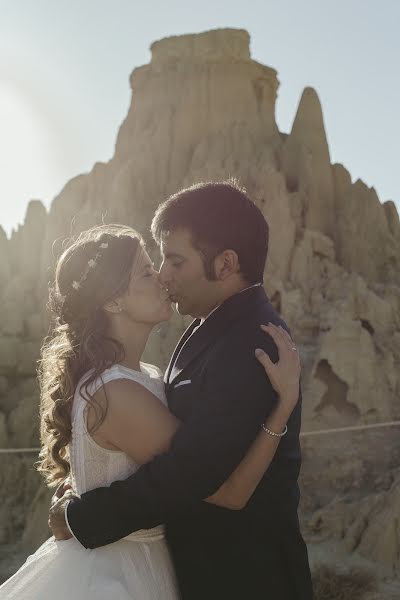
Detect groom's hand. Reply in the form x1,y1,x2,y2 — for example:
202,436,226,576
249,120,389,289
48,489,76,540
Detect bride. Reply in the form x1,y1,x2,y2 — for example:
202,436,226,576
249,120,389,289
0,224,301,599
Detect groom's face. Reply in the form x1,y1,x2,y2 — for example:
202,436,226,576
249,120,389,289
159,228,218,318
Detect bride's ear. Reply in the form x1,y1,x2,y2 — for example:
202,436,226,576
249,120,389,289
214,250,240,281
103,298,123,314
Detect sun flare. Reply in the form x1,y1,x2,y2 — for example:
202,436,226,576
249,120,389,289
0,82,58,233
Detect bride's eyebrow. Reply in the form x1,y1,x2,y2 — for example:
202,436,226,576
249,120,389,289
164,252,184,260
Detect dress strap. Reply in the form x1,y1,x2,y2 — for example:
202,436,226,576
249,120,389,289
72,364,160,418
89,364,158,392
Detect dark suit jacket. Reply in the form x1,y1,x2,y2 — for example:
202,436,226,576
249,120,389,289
67,286,313,599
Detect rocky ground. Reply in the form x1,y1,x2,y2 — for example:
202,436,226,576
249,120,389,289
307,538,400,600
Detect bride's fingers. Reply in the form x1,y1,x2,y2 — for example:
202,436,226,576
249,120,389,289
260,324,300,376
278,325,297,350
53,478,72,502
255,348,274,372
261,323,287,358
274,324,292,348
52,490,75,511
261,323,286,344
262,322,290,345
262,325,301,376
261,324,290,356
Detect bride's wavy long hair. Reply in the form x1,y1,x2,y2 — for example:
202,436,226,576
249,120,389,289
37,224,143,487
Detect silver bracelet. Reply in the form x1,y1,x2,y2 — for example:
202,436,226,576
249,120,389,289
261,423,288,437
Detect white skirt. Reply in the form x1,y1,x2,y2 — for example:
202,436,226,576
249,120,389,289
0,531,180,599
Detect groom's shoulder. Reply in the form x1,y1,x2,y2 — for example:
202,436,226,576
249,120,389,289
208,300,287,363
235,298,289,338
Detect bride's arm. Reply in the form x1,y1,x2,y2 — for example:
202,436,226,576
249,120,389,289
90,324,299,510
205,323,300,510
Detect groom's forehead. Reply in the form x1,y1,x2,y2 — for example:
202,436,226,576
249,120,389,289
160,229,193,255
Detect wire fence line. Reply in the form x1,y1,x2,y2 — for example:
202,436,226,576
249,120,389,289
0,420,399,454
300,419,400,437
0,448,41,454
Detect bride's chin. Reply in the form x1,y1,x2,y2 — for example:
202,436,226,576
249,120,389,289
158,305,174,323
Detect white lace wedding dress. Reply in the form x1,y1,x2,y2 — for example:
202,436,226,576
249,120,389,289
0,363,180,599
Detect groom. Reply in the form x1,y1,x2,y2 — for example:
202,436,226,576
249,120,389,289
51,181,313,599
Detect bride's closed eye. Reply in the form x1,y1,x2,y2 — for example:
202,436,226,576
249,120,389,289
143,263,156,277
171,259,184,268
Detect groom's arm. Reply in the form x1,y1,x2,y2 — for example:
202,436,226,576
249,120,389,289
67,331,280,548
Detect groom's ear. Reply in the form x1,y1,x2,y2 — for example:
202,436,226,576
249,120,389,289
214,250,240,281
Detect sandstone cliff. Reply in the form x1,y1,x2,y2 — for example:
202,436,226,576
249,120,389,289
0,29,399,586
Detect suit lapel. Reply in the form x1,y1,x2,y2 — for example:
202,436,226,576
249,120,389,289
164,318,200,385
168,286,269,385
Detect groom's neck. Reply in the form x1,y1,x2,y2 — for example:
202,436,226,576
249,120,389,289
197,280,253,319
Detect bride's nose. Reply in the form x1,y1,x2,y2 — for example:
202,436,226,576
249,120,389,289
158,263,170,288
156,271,167,289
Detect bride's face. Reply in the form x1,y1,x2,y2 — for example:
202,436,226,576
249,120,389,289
118,248,173,325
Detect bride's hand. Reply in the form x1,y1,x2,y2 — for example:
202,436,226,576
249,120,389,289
255,323,301,416
49,489,76,540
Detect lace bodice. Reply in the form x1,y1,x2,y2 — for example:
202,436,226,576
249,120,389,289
69,362,166,497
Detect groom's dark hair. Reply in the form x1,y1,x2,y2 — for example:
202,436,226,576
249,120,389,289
151,180,269,284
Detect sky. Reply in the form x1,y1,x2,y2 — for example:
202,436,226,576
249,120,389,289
0,0,399,236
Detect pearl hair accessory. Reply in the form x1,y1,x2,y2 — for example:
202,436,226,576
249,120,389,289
71,242,109,291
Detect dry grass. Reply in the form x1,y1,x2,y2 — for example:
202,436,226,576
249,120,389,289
312,564,377,600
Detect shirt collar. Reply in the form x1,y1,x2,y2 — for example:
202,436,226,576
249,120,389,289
200,282,262,325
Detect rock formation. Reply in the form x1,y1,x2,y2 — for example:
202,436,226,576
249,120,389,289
0,28,399,584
